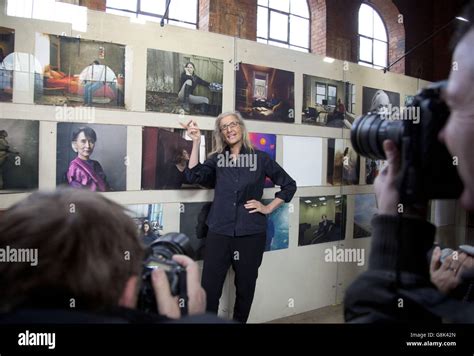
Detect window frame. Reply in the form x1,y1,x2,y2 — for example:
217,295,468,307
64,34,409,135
106,0,199,29
357,3,389,69
257,0,311,52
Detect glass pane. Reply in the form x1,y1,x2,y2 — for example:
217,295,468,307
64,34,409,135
257,38,268,44
358,61,374,68
7,0,33,17
328,95,336,106
257,6,268,39
316,84,326,95
316,94,324,105
358,4,373,37
269,0,289,13
107,0,137,11
291,0,309,17
373,11,387,41
270,11,288,42
106,8,136,18
138,13,161,23
373,40,387,67
31,0,53,21
168,19,197,29
359,36,372,62
140,0,165,14
290,45,309,52
328,85,337,97
289,15,309,48
169,0,197,24
268,40,289,49
258,0,268,6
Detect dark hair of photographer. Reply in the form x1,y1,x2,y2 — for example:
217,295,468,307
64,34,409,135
344,0,474,323
0,188,207,323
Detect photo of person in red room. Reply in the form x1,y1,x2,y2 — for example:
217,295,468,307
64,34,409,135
35,34,125,108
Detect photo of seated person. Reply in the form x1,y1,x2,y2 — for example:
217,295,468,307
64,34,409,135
67,126,110,192
178,62,212,114
79,60,117,106
312,215,335,243
0,188,213,323
235,64,294,123
35,34,125,108
146,49,223,117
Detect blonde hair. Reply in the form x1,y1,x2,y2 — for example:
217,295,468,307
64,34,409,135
209,111,254,156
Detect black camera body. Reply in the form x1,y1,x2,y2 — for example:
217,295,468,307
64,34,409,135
351,81,463,204
137,232,194,314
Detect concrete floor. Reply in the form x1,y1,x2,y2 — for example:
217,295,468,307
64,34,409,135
268,304,344,323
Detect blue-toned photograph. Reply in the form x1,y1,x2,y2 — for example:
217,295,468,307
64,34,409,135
263,199,289,252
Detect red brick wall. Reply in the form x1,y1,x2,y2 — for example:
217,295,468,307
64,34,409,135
203,0,257,40
309,0,327,56
79,0,105,12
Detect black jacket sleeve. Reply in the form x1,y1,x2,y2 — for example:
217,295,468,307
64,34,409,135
343,215,457,323
184,155,217,189
195,75,210,88
263,153,296,203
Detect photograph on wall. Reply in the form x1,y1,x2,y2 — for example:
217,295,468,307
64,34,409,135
126,204,164,247
366,158,385,184
146,49,223,116
142,127,213,190
299,195,346,246
235,63,294,123
56,123,127,192
283,136,323,187
342,140,360,185
263,199,289,252
326,138,343,186
34,34,125,108
302,75,356,128
179,202,211,260
0,119,39,193
0,27,14,102
249,132,276,188
353,194,377,239
362,86,400,116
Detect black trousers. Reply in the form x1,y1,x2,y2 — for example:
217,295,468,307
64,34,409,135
201,230,266,323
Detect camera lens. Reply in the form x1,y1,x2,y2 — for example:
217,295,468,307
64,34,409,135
149,232,195,260
350,112,405,160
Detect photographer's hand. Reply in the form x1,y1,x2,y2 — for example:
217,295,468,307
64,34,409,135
151,255,206,319
431,248,474,295
430,247,462,294
374,140,400,216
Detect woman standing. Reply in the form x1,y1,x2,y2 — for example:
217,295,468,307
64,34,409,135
181,111,296,323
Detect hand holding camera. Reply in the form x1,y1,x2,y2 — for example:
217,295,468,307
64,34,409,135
138,232,206,318
152,255,206,319
351,81,463,207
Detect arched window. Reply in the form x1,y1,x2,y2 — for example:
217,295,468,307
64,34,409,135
106,0,198,29
358,3,388,69
257,0,310,52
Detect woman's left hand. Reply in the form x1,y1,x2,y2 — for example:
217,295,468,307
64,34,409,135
245,200,271,215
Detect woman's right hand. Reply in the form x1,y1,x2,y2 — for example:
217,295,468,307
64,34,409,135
180,119,201,143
